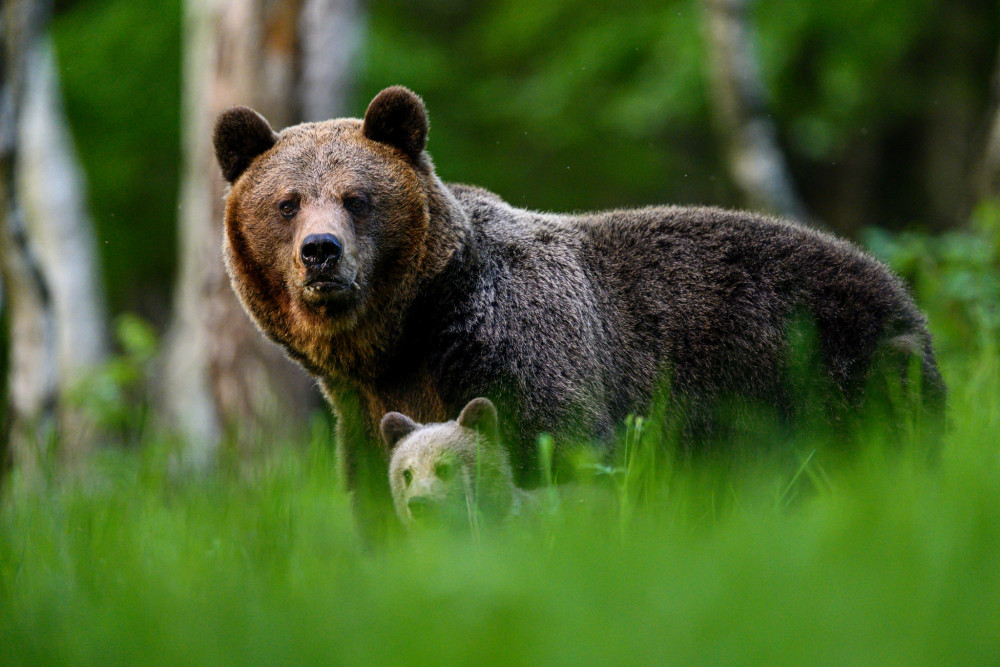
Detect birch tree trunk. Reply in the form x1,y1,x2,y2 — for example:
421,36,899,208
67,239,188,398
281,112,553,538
164,0,364,468
0,0,57,470
1,0,107,471
701,0,813,225
298,0,363,122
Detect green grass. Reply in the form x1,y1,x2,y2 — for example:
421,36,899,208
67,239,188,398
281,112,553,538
1,342,998,665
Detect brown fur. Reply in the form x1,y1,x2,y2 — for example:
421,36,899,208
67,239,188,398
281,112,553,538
213,87,944,533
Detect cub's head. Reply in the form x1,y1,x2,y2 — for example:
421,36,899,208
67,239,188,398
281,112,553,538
213,87,434,357
381,398,514,530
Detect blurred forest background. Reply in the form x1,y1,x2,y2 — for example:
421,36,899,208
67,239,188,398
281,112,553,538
2,0,1000,471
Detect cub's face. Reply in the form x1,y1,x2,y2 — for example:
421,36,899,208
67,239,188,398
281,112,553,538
382,398,514,530
387,423,479,529
213,87,431,340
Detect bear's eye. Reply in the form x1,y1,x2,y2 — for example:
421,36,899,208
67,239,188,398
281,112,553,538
343,195,368,215
435,461,454,482
402,469,412,485
278,199,299,219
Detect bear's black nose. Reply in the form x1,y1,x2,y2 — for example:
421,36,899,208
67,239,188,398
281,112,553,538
300,233,343,268
407,496,432,519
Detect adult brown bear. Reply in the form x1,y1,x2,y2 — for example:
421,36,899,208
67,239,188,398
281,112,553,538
214,86,943,532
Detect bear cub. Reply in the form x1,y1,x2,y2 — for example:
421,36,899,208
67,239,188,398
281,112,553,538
382,397,535,529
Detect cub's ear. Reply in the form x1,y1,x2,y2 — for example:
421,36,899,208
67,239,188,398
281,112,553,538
457,397,498,440
380,412,419,450
362,86,428,161
213,106,278,183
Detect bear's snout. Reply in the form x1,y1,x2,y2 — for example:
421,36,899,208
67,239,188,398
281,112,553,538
300,233,343,269
406,495,435,520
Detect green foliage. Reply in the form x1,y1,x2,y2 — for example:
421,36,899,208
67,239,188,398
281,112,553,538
51,0,181,319
361,0,998,232
68,314,158,442
759,0,997,230
864,200,1000,359
759,0,937,154
362,0,728,213
0,298,8,449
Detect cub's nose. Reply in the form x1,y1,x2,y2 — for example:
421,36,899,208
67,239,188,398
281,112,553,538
407,496,432,519
300,233,343,268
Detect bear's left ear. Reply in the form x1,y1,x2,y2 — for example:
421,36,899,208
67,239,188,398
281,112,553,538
381,412,419,450
213,106,278,183
362,86,428,161
458,397,498,441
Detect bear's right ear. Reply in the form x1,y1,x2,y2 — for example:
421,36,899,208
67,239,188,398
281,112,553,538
458,397,498,442
380,412,419,450
213,106,278,183
362,86,428,161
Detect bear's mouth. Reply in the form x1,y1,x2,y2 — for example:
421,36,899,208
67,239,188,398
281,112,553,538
300,271,361,307
406,498,472,530
303,276,359,293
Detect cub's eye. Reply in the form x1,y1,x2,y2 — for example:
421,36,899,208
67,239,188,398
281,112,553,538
278,200,298,219
402,469,412,485
435,461,454,482
343,196,368,214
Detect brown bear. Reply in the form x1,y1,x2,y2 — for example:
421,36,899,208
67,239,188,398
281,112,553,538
213,86,943,532
382,397,534,529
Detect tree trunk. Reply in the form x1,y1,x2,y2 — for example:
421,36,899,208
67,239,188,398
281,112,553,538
1,0,107,472
299,0,364,122
700,0,814,225
979,46,1000,203
164,0,364,468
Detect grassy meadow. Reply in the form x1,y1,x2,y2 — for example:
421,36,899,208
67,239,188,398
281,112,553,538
2,218,1000,665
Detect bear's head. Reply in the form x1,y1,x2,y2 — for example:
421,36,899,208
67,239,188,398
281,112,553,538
213,87,449,373
381,398,514,530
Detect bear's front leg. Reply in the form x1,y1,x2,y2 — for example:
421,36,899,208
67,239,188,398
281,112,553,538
326,384,401,546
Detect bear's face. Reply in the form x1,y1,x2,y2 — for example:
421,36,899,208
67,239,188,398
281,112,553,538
213,87,432,344
382,398,514,530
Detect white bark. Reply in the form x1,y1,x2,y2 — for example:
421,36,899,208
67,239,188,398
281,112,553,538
1,0,53,469
19,38,107,398
0,199,58,469
1,0,107,468
701,0,813,224
165,0,364,468
162,0,226,463
299,0,364,121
